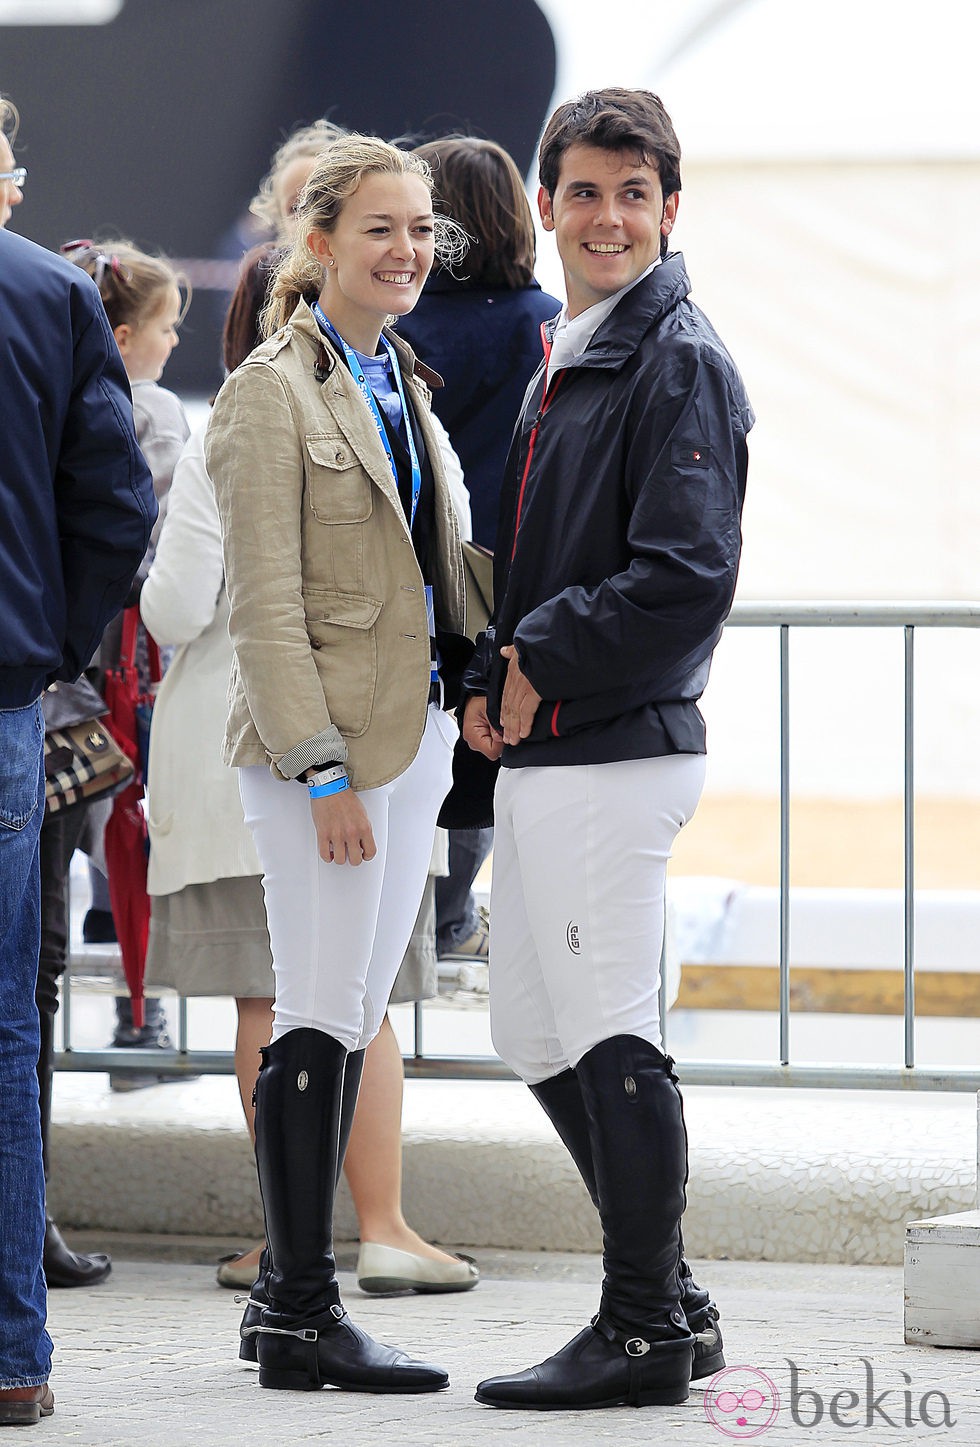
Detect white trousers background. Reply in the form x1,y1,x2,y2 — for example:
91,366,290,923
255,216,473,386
489,753,706,1084
239,705,457,1052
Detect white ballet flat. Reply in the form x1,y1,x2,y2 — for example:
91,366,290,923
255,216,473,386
356,1241,480,1295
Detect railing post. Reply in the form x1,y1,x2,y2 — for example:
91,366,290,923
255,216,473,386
904,624,916,1069
779,624,791,1065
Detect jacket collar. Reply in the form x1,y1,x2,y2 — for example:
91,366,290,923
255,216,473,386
542,252,691,371
291,296,444,390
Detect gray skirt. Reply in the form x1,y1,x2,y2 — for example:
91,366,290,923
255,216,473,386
145,874,274,999
146,873,437,1005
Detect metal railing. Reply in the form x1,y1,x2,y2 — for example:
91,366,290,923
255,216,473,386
57,601,980,1091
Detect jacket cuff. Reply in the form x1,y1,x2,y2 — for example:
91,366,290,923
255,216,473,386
276,726,349,780
461,626,494,699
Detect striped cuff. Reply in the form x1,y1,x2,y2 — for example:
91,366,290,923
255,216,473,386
277,725,349,780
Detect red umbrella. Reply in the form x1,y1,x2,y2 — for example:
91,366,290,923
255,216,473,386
102,607,161,1030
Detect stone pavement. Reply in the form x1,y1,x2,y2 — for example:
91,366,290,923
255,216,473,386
39,1244,978,1447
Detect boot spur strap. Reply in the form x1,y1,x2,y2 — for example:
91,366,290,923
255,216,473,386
254,1302,346,1341
590,1313,650,1356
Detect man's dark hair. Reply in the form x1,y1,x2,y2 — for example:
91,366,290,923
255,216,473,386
538,87,682,201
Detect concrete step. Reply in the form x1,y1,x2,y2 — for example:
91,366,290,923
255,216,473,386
48,1074,978,1266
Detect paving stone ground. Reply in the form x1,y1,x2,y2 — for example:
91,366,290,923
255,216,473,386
37,1246,978,1447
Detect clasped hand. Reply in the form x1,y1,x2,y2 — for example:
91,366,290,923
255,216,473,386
462,644,542,758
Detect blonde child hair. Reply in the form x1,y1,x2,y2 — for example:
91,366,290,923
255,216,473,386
59,238,189,333
249,118,348,237
262,133,468,338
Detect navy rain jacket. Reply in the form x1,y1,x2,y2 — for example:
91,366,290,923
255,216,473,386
465,254,753,768
0,228,156,707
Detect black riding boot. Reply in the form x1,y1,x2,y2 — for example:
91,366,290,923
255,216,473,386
529,1065,724,1379
37,1009,112,1288
239,1046,365,1362
477,1036,693,1410
251,1029,446,1393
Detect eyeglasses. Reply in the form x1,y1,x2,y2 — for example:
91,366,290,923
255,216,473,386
0,167,27,189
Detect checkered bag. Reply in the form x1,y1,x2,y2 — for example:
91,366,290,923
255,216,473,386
43,679,134,816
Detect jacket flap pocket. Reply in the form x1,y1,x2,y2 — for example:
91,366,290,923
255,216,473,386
306,433,358,471
304,590,382,630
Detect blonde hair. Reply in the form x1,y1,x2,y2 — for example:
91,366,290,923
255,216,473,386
60,239,189,331
262,133,468,338
250,119,348,235
0,94,19,141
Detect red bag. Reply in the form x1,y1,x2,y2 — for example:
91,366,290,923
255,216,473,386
102,608,162,1030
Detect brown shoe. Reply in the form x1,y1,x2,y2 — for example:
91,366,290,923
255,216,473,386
0,1384,55,1426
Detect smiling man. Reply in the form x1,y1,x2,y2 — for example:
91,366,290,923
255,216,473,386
462,88,753,1412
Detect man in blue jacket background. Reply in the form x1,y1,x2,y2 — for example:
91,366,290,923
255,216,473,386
0,143,155,1422
463,88,752,1412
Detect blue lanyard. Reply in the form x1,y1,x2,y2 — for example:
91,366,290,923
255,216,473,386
312,302,422,530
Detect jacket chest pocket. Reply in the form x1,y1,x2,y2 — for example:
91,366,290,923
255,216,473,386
305,434,373,524
304,590,382,738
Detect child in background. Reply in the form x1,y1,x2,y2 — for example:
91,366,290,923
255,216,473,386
62,239,189,551
61,239,191,1087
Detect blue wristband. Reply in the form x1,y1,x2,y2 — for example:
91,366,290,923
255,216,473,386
309,776,351,800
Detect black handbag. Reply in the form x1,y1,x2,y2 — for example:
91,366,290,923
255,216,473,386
42,677,134,816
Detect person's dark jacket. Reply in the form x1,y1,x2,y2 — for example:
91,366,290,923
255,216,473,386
0,228,156,708
397,269,560,548
464,253,753,768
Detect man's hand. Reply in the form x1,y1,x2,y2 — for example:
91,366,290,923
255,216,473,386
499,644,542,746
462,694,504,760
310,790,377,866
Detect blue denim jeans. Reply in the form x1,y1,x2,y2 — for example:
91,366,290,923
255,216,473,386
0,699,52,1388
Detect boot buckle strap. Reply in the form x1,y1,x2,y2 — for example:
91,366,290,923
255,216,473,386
695,1326,719,1346
330,1304,345,1321
255,1324,318,1342
592,1314,652,1357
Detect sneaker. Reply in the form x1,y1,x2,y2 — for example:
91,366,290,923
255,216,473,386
438,910,489,963
108,1016,200,1093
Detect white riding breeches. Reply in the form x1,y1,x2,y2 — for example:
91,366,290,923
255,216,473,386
239,704,457,1052
489,753,706,1085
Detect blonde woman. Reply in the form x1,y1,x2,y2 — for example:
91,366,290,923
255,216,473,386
206,134,468,1395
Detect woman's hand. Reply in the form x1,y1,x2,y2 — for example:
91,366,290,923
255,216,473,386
310,789,377,865
462,694,504,760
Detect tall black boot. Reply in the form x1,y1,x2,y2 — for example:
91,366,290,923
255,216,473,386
37,1010,112,1288
529,1066,724,1379
238,1046,365,1363
251,1029,446,1393
477,1036,693,1410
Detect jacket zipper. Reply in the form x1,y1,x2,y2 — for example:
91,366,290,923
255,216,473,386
511,368,566,561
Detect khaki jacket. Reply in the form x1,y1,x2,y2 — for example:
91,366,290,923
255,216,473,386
205,299,464,790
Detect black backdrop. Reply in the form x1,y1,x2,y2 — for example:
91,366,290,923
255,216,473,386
2,0,556,392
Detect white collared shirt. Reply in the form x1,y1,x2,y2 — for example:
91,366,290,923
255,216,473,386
546,259,660,380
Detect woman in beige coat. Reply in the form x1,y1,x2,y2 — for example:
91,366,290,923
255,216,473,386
206,135,467,1396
